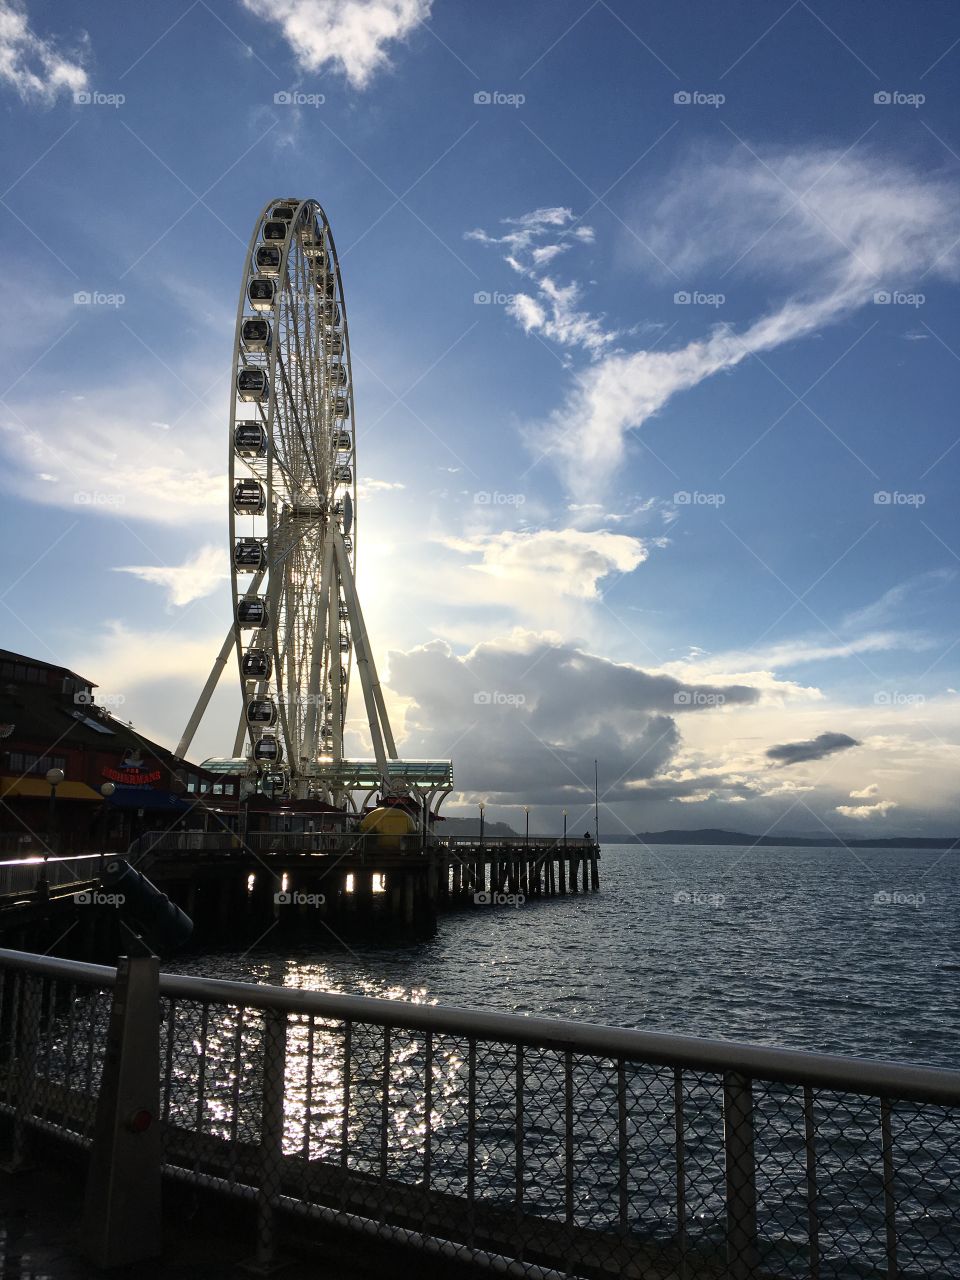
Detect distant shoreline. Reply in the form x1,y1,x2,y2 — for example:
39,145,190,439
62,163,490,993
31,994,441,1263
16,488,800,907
603,828,960,850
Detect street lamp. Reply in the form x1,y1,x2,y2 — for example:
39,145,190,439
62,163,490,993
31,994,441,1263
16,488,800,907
524,805,530,846
39,767,65,896
478,802,485,847
98,782,115,877
562,808,567,846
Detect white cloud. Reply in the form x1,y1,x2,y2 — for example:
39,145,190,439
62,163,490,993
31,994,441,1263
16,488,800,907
358,477,406,496
0,375,225,524
0,1,87,103
439,527,649,601
836,799,898,820
241,0,430,88
114,545,228,608
508,276,616,356
529,147,960,497
468,207,611,354
849,783,879,799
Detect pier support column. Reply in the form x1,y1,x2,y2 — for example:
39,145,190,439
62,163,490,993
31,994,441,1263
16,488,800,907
591,854,599,890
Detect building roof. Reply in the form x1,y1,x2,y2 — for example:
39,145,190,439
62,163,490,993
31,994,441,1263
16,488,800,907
0,648,95,689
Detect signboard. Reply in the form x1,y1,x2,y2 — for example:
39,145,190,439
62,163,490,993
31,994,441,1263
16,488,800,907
102,747,163,788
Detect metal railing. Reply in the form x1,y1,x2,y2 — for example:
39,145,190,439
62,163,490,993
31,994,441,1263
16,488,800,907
0,946,958,1278
134,829,431,858
0,852,102,898
441,836,596,850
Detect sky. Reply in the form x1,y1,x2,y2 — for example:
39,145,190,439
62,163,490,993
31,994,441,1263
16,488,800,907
2,0,960,838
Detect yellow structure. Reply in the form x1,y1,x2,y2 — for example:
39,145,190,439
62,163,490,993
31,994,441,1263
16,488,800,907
359,806,415,849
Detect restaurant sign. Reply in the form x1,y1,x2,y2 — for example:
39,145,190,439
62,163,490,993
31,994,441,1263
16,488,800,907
102,747,162,788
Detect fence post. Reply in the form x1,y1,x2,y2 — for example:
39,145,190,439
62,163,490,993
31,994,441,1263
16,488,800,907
81,954,162,1266
2,972,41,1171
723,1070,759,1279
251,1007,287,1272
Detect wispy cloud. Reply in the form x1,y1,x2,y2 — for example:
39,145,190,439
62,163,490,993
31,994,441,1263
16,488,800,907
522,146,960,497
241,0,431,88
0,1,88,104
468,207,615,357
114,544,228,608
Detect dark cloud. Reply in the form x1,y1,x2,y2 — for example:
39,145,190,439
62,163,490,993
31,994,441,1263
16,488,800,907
385,636,760,804
766,731,860,767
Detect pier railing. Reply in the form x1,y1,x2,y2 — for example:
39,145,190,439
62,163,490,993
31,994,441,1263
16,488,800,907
0,852,102,898
134,830,597,857
0,946,958,1278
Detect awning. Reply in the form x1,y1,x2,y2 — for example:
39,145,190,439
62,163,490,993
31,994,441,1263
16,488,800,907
105,787,191,813
0,776,103,801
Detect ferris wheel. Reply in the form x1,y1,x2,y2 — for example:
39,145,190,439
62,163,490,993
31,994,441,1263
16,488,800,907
178,197,399,801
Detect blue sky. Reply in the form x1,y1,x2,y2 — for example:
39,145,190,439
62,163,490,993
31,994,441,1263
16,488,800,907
2,0,960,836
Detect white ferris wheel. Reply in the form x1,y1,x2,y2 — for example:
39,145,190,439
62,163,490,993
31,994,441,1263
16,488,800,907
178,198,450,809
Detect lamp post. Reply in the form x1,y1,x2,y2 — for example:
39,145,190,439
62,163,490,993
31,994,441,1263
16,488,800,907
98,783,115,878
562,808,567,847
39,766,65,896
478,802,485,848
524,805,529,846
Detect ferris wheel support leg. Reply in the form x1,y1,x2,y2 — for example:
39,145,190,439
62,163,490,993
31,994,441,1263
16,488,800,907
231,704,248,759
334,533,390,779
176,621,240,760
302,534,335,761
328,579,344,760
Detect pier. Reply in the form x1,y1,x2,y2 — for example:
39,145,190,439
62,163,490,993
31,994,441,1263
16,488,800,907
0,833,601,950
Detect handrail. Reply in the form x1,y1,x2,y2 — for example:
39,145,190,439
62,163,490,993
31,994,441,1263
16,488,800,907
0,852,103,868
0,946,957,1105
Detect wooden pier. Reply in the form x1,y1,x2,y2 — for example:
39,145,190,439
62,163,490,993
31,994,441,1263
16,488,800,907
0,834,601,951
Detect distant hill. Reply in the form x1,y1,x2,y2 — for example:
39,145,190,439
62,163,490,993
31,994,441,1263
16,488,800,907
438,816,519,838
602,828,960,850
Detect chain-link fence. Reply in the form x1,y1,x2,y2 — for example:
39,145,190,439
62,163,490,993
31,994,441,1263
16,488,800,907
1,947,958,1277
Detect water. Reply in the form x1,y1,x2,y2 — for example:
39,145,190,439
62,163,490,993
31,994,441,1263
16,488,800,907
174,844,960,1068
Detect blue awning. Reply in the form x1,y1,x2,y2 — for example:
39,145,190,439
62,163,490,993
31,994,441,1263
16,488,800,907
106,787,191,813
